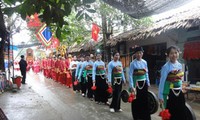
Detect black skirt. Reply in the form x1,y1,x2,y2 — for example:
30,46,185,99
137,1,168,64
166,89,187,120
131,81,151,120
95,75,108,103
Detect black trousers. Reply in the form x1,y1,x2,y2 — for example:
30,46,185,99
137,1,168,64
87,75,93,98
166,90,187,120
95,75,108,103
110,82,122,110
131,81,151,120
21,70,26,84
81,76,87,94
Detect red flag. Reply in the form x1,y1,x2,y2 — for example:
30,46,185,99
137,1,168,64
91,23,100,41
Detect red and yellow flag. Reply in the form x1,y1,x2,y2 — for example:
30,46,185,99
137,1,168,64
91,23,100,41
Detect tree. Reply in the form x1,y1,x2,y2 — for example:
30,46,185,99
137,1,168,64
0,5,7,71
0,0,96,71
94,1,152,61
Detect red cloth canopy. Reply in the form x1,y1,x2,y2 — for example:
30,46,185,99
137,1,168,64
183,41,200,60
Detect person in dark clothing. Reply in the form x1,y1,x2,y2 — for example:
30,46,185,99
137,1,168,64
19,55,28,84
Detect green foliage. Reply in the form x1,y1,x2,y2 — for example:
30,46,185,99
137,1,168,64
1,0,96,40
97,1,153,32
1,0,152,47
59,13,91,46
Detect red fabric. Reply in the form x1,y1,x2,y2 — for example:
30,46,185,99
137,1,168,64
51,60,56,80
183,41,200,60
91,23,100,41
66,71,72,87
58,60,65,83
55,60,60,82
42,59,48,77
46,58,53,78
33,60,40,73
50,37,60,49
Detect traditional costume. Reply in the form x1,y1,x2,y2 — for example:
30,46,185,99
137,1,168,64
93,60,108,103
129,59,151,120
42,58,47,77
55,58,60,82
47,58,52,78
78,60,93,96
33,60,40,74
51,58,56,81
108,60,125,111
65,58,72,87
58,58,66,84
158,61,186,120
75,61,83,91
69,60,79,91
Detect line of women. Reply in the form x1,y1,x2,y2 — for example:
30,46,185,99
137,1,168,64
41,45,188,120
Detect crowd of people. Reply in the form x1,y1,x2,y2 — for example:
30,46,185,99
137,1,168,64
17,45,188,120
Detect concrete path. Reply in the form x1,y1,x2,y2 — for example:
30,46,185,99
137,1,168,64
0,70,199,120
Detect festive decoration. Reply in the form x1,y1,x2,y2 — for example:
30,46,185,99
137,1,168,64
27,13,41,28
91,86,97,90
36,24,52,47
107,86,113,94
128,93,135,103
51,37,60,49
56,45,67,56
91,23,100,41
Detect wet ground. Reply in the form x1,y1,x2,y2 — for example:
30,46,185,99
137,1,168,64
0,70,200,120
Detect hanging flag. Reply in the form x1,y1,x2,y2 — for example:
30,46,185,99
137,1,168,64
91,23,100,41
36,24,52,47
